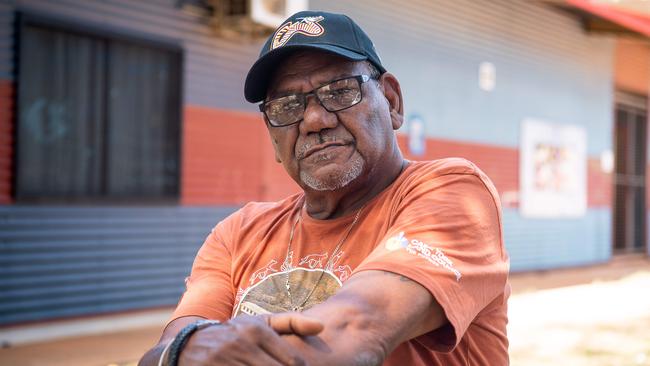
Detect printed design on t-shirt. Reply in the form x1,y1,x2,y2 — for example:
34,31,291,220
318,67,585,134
249,259,278,285
233,251,350,318
278,250,351,283
298,253,328,268
331,264,353,282
280,250,294,272
385,232,462,281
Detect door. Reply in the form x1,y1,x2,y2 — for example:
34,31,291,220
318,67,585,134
613,96,647,253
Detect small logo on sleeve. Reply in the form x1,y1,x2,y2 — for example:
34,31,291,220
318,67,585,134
271,16,325,50
385,232,462,281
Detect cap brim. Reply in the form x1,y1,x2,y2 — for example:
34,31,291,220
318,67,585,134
244,44,367,103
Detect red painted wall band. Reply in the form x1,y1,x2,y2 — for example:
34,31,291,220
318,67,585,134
182,105,612,208
0,97,614,208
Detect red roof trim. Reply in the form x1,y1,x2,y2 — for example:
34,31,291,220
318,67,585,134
567,0,650,37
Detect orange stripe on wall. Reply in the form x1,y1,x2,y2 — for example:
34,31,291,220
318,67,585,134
181,105,299,205
180,106,612,209
0,80,13,205
588,158,612,208
0,99,613,208
615,39,650,95
181,105,264,205
397,135,611,208
398,135,519,206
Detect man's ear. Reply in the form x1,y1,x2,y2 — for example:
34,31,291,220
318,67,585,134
379,72,404,130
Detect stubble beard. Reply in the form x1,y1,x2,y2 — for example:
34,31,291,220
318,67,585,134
300,154,365,191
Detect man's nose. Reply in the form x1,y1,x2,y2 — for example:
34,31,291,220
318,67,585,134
299,95,338,134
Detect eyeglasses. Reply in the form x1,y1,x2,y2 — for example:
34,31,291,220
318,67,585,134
260,74,373,127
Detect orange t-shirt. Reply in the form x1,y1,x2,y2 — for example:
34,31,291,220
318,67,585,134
171,158,510,365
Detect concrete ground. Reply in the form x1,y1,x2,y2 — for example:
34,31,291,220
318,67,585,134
1,255,648,366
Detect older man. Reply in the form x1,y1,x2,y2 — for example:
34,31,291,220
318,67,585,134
140,10,510,366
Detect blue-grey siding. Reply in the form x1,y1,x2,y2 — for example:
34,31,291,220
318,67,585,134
313,0,614,154
504,208,612,271
0,206,236,325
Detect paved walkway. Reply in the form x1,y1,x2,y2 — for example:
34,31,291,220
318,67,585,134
1,255,648,366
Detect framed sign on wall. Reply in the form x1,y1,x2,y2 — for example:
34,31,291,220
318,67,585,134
520,118,587,218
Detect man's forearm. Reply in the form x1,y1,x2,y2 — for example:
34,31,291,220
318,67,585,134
138,316,201,366
139,342,168,366
280,270,446,366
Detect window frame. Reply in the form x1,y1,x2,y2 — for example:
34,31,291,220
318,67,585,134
13,11,185,204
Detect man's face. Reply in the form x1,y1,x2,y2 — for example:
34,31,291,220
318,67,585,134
264,51,402,192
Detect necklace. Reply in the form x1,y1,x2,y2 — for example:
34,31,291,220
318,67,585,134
283,203,365,312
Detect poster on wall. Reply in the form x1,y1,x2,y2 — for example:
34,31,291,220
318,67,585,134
520,118,587,218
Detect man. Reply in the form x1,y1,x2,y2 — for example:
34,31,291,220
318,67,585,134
140,10,510,366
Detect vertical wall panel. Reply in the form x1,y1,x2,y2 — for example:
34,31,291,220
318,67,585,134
615,39,650,95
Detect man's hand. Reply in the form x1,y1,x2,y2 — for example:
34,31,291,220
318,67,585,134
179,313,323,365
267,312,325,335
139,313,323,366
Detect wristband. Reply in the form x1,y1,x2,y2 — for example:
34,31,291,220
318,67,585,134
165,319,221,366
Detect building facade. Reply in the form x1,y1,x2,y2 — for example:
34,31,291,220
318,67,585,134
0,0,647,325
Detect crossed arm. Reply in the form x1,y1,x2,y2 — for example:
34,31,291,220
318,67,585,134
139,269,448,366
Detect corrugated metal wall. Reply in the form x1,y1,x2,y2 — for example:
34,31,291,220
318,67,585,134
0,0,262,111
312,0,616,270
504,209,611,271
313,0,614,153
0,206,236,325
0,0,260,324
0,0,620,323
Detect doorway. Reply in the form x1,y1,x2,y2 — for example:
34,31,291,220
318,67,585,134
613,93,647,253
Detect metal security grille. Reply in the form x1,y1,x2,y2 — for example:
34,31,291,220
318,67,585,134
613,100,647,253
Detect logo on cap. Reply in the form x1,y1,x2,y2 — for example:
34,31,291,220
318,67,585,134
271,16,325,50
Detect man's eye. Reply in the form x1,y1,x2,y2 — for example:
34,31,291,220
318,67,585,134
326,88,354,98
270,100,300,114
282,101,302,110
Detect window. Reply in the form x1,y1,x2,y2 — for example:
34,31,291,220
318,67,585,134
15,16,182,202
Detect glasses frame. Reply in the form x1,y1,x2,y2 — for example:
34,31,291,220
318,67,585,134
260,74,373,127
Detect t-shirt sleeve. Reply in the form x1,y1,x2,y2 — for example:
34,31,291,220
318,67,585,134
168,218,236,323
351,167,509,352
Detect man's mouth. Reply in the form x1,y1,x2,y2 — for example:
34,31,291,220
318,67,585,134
298,141,348,160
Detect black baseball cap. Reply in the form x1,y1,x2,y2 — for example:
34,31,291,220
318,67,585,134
244,10,386,103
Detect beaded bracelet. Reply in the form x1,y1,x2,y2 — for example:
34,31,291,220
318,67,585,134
164,319,222,366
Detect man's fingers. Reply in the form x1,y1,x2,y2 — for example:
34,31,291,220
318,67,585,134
268,313,324,336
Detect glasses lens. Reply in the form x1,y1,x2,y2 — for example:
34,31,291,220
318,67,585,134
265,94,304,126
317,77,362,111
